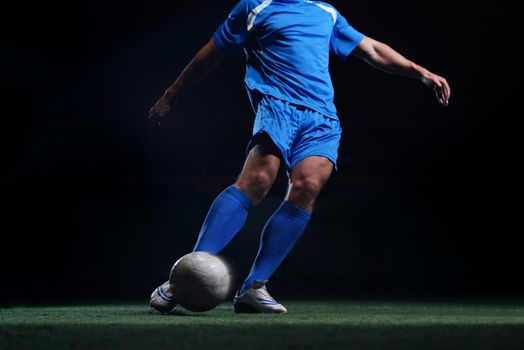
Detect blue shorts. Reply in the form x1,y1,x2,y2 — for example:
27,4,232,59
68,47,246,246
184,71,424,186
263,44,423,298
246,93,342,176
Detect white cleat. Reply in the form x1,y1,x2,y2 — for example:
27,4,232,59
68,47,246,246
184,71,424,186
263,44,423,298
150,281,176,314
233,280,287,314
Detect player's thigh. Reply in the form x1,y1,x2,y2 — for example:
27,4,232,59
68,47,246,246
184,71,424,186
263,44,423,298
236,134,281,188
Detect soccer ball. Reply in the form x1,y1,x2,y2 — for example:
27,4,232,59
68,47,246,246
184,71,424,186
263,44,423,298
169,252,231,312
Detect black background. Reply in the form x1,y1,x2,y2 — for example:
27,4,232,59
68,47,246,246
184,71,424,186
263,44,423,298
1,0,523,303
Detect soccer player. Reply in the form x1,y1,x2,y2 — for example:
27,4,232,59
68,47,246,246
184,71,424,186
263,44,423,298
149,0,450,314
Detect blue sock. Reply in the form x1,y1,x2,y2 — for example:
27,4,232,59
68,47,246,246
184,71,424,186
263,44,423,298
193,186,252,254
240,201,311,294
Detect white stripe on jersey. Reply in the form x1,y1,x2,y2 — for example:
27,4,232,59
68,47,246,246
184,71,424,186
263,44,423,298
247,0,273,31
308,2,337,24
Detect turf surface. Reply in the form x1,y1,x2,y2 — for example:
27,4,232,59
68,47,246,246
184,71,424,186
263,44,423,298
1,300,523,350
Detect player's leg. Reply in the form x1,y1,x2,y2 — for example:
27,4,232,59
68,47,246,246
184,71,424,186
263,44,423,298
234,156,333,313
151,136,281,313
192,133,281,254
234,107,339,314
233,133,282,205
285,156,333,212
238,156,332,286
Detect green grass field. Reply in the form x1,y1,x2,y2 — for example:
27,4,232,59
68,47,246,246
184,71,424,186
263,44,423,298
1,300,524,350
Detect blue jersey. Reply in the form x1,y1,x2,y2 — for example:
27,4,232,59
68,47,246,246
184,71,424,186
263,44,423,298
213,0,365,120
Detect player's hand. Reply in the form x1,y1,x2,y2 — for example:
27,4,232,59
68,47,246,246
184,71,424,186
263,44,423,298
148,95,176,124
422,73,451,107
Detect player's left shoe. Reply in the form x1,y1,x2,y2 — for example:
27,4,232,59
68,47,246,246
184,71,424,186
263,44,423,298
233,280,287,314
150,281,176,314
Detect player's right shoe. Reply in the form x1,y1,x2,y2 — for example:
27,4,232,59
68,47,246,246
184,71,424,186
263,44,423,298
150,281,176,314
233,280,287,314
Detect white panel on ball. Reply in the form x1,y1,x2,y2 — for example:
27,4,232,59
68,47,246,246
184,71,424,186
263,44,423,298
169,252,231,312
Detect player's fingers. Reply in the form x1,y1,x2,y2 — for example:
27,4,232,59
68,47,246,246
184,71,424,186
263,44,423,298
435,89,444,106
440,88,447,106
149,111,159,123
440,85,449,106
443,80,451,103
433,81,442,98
436,83,445,101
437,80,449,105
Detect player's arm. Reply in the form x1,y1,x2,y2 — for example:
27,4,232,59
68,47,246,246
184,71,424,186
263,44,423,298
351,36,450,106
149,38,225,123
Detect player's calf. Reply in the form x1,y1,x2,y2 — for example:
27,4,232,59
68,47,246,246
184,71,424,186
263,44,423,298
234,170,274,205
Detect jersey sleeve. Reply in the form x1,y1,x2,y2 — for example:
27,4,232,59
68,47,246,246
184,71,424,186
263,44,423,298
213,0,249,54
330,10,365,59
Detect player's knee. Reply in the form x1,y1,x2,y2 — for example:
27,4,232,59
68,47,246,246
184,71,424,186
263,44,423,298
291,178,321,199
249,171,273,192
